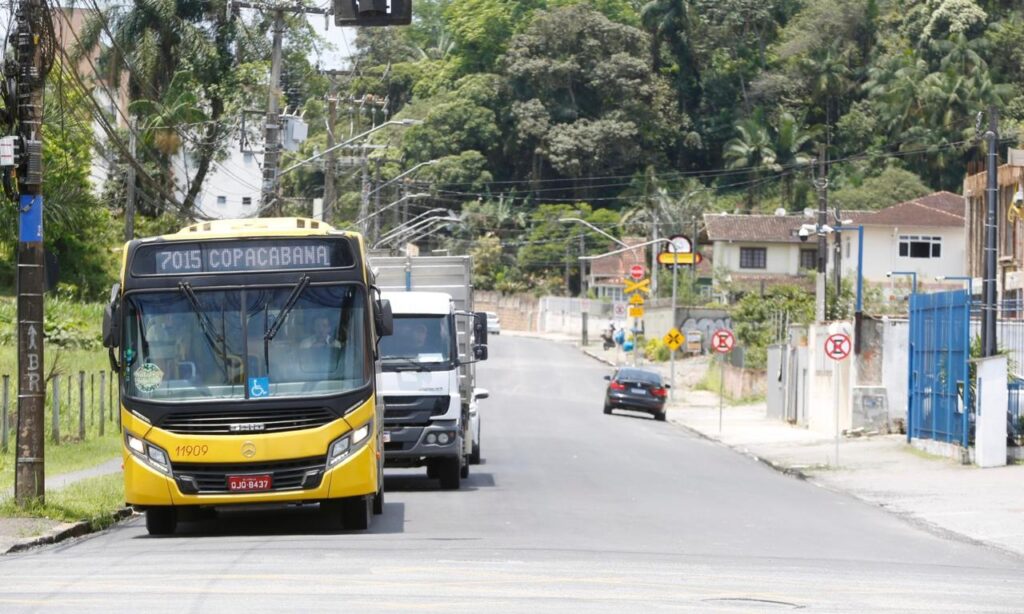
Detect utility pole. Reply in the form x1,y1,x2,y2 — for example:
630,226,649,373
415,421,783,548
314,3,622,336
359,154,370,235
651,219,659,297
234,1,331,216
125,118,137,241
982,108,999,357
815,144,829,322
373,157,382,243
260,8,285,215
13,0,51,506
323,75,337,225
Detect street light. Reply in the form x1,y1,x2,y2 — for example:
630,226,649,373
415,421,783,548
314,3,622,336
401,217,463,248
278,119,423,176
345,193,431,233
374,213,459,250
367,159,439,199
375,208,449,244
558,217,629,248
887,271,918,295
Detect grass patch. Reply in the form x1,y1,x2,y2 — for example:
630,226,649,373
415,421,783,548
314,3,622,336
0,429,122,493
0,473,126,530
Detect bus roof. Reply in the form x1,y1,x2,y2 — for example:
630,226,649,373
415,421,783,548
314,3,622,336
148,217,361,243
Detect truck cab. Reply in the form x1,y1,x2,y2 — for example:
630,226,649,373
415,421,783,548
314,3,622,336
377,291,486,488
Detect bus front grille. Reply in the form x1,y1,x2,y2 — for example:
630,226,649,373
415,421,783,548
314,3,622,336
161,408,336,435
172,457,326,494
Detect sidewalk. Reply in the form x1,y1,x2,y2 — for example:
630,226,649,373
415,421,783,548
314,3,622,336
516,329,1024,559
0,458,124,554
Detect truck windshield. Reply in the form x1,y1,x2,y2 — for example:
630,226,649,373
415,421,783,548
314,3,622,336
379,316,452,368
121,284,370,401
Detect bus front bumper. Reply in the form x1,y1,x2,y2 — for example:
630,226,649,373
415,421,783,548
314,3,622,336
124,442,378,508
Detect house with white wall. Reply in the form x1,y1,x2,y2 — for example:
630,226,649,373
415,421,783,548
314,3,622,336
703,212,820,291
839,191,966,284
705,191,967,293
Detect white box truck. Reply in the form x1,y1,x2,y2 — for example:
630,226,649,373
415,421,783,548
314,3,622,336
370,255,489,489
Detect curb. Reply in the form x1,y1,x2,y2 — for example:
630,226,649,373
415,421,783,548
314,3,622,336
581,348,617,367
667,415,809,481
4,507,135,555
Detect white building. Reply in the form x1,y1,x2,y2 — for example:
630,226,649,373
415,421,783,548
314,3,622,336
704,191,967,293
839,191,966,284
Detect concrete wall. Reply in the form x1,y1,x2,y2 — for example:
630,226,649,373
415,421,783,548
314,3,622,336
722,363,767,400
677,308,732,353
880,318,910,427
805,323,854,437
475,291,540,332
839,225,966,283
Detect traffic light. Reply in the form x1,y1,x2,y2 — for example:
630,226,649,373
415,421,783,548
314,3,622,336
335,0,411,26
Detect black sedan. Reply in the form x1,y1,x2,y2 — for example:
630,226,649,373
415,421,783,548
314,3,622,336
603,368,670,421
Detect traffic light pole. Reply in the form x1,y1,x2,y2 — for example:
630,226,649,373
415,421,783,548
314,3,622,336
13,0,50,506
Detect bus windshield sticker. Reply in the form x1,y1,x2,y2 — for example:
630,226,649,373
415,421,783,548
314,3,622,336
135,363,164,393
248,377,270,398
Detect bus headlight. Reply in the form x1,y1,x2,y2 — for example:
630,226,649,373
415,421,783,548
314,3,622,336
125,432,171,476
328,422,372,467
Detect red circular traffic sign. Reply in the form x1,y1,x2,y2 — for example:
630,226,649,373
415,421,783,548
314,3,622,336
711,328,735,354
825,333,852,361
629,264,645,280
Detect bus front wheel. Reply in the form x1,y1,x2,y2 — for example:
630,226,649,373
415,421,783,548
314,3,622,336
341,496,372,531
145,507,177,536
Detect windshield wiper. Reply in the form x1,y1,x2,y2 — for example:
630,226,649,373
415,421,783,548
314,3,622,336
381,355,431,371
178,281,230,378
264,275,310,341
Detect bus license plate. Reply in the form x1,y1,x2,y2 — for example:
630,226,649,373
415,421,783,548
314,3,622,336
227,474,272,492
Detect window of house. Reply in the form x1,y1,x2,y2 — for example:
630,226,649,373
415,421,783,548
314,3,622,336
898,235,941,259
242,197,253,206
216,195,227,206
739,247,767,269
799,248,817,270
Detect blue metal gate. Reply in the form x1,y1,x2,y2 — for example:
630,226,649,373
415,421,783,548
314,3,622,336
908,290,971,446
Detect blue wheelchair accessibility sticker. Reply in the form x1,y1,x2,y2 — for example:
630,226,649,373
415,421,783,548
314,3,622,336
249,377,270,398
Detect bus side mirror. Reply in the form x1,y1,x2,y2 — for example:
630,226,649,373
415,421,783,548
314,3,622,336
375,298,394,336
102,283,121,348
474,311,488,346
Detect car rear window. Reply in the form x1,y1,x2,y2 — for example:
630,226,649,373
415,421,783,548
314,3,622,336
616,369,661,385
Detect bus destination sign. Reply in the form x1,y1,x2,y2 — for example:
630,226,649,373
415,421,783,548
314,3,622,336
132,239,353,276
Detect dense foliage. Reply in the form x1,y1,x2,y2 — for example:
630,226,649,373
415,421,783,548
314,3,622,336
324,0,1024,293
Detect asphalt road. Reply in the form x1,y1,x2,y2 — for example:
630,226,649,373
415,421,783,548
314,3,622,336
2,335,1022,612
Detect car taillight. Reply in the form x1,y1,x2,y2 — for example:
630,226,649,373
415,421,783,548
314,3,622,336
652,387,667,398
610,381,626,391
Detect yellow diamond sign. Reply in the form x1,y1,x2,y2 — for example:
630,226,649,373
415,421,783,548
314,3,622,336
628,293,645,305
663,328,683,351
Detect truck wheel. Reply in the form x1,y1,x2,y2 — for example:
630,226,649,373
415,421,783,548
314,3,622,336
438,457,461,490
469,439,481,465
460,458,470,479
341,496,372,530
145,507,177,536
426,463,439,479
373,489,384,515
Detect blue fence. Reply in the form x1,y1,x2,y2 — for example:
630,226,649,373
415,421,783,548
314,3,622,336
908,290,971,446
1009,379,1023,445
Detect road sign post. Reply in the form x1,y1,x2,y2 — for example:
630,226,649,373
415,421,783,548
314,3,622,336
825,332,852,466
712,329,735,433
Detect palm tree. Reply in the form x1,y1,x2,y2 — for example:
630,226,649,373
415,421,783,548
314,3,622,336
73,0,238,216
129,72,208,156
772,112,818,210
724,116,777,211
640,0,700,111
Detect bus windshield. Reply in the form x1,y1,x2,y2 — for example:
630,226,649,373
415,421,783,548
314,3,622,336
122,284,369,401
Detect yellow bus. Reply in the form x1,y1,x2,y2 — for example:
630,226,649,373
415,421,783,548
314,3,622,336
102,218,393,535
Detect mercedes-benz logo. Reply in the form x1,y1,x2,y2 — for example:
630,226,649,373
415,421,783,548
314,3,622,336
241,441,257,459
